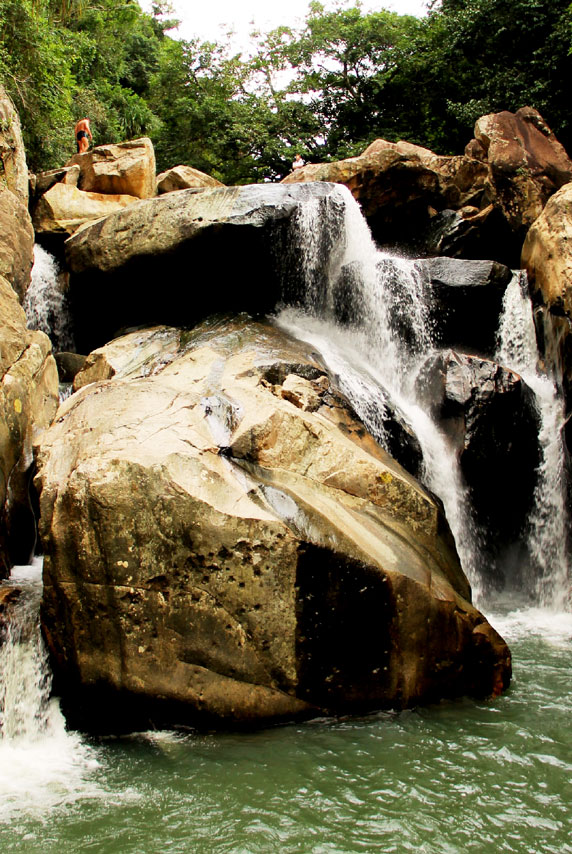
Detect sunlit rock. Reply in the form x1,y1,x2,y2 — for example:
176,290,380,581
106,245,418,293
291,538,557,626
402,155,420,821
156,165,224,193
32,182,140,238
36,317,511,732
67,137,156,200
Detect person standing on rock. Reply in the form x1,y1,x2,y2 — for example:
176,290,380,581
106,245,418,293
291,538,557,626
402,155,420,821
74,118,92,154
292,153,305,171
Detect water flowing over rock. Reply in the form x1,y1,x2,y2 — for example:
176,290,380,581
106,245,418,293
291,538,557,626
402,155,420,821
418,257,513,355
35,318,510,731
415,350,541,585
521,183,572,457
282,137,489,254
67,138,156,199
282,108,571,266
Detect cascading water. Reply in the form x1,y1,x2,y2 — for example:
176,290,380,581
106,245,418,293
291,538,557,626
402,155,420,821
496,272,570,609
277,184,570,608
277,184,484,598
0,561,99,820
24,244,74,352
1,184,572,852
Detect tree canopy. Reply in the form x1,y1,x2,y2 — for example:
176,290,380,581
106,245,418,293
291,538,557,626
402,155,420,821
1,0,571,180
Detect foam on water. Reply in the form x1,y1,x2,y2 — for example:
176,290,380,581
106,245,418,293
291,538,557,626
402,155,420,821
0,559,102,823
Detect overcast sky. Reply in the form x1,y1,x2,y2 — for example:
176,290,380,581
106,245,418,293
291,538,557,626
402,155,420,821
141,1,431,52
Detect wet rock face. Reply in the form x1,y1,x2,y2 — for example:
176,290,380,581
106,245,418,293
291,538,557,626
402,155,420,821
35,318,510,732
417,257,513,357
416,350,541,583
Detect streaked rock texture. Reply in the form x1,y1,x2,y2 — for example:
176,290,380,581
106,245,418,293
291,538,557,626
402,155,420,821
36,318,511,732
0,274,59,574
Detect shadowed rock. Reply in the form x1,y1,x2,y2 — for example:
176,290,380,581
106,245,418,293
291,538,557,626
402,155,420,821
416,349,541,584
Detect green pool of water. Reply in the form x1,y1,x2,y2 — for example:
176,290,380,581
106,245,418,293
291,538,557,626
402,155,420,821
1,607,571,854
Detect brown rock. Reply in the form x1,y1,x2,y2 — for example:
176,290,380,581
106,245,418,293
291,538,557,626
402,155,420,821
474,106,572,233
156,165,224,194
32,182,140,238
1,274,59,574
0,187,35,301
67,138,156,199
36,318,511,732
521,182,572,317
0,86,29,204
282,138,488,249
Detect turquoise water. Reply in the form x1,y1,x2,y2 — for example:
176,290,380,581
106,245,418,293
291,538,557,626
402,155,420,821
1,607,571,854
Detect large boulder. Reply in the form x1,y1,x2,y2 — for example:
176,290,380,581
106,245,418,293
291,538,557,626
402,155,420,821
35,318,510,732
416,350,541,585
473,107,572,237
156,165,224,194
63,182,346,352
0,186,35,301
522,182,572,318
32,182,140,238
0,86,28,204
67,138,156,200
1,274,59,575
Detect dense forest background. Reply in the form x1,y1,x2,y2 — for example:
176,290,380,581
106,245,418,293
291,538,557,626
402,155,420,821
1,0,571,183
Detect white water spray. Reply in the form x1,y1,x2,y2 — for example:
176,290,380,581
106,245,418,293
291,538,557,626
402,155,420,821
277,184,482,596
0,561,100,821
24,245,74,352
496,273,570,609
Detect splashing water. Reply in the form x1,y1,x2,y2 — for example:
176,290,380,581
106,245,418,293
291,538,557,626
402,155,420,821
496,272,570,609
276,184,483,597
24,245,74,352
278,186,570,607
0,560,101,821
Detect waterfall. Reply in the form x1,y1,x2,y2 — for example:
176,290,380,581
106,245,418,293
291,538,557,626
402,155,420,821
0,561,52,740
277,185,570,607
276,184,483,598
496,273,570,609
24,245,74,352
0,561,100,820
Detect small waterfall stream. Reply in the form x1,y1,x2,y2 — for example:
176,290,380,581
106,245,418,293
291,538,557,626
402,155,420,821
276,184,570,608
496,273,570,609
0,562,99,820
24,244,74,352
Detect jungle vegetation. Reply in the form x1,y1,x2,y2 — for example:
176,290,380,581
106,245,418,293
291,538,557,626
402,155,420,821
1,0,571,182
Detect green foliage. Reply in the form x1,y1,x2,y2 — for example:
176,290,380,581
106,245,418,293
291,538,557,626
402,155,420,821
0,0,571,181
